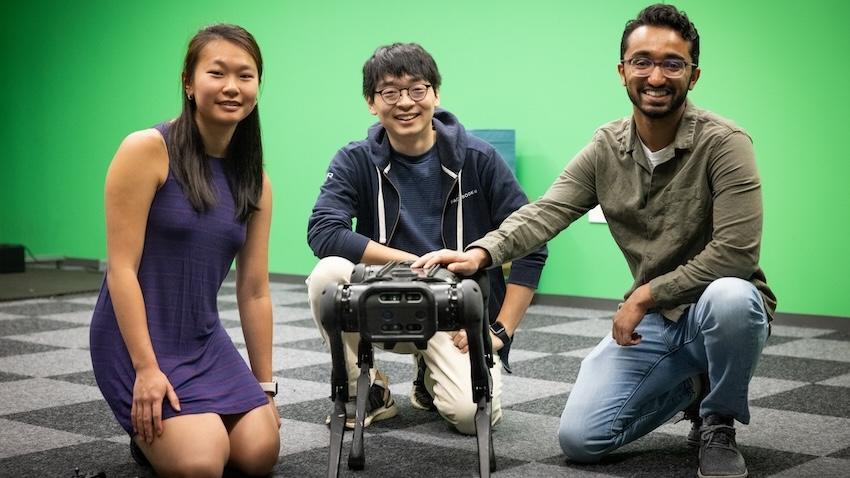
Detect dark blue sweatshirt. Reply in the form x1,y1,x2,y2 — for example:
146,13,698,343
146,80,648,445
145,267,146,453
307,109,549,364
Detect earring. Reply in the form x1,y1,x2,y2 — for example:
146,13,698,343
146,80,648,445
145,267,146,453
187,93,193,101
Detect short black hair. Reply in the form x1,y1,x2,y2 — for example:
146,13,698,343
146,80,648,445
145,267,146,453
621,4,700,65
362,43,442,100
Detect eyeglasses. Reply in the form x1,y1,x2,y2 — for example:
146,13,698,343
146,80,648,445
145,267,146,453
621,57,696,78
374,84,432,104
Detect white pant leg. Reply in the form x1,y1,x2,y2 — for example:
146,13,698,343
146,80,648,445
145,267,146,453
420,332,503,435
307,257,373,396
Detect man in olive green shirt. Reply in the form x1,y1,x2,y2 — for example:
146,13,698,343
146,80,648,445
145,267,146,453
415,4,774,478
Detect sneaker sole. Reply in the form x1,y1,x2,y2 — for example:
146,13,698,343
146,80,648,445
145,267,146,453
345,399,398,429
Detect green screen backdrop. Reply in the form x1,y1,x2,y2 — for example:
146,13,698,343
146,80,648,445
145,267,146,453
2,0,848,318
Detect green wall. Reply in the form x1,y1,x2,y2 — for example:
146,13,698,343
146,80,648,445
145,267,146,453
3,0,849,318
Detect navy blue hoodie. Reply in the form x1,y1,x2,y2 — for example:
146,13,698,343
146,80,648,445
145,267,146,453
308,109,548,366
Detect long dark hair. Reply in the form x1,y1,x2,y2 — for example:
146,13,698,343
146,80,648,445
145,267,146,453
167,23,264,222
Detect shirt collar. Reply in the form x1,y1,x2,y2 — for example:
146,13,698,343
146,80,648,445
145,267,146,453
622,100,699,156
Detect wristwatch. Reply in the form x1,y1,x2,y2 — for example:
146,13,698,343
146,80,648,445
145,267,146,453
490,320,512,347
259,381,278,397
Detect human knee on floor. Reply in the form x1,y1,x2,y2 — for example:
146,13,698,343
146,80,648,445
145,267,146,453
230,443,279,477
159,454,226,478
558,416,611,463
438,397,478,435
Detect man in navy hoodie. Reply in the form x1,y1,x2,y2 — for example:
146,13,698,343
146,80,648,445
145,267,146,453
306,42,547,434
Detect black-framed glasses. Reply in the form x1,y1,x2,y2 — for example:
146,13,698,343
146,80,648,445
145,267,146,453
374,84,432,104
621,57,696,78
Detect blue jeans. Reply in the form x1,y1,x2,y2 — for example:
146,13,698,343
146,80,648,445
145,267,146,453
558,278,770,463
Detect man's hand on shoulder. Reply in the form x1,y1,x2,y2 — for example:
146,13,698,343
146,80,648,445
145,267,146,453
412,247,491,275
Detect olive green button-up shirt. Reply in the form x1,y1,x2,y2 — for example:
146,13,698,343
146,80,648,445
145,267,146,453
473,102,776,320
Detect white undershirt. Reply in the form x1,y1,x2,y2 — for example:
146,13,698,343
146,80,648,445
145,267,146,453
639,138,676,171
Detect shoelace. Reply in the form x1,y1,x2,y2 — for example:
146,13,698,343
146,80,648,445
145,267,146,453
701,424,737,450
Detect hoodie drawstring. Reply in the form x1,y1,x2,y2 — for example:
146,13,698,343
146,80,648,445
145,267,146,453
441,166,464,252
376,164,391,244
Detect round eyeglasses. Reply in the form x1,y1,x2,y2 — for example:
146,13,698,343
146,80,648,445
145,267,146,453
374,84,432,105
621,57,696,78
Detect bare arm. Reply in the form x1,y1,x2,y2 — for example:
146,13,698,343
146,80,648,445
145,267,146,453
104,129,180,443
235,174,281,427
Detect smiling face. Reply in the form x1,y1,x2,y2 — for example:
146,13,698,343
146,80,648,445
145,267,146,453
367,74,440,155
184,39,259,129
618,25,700,120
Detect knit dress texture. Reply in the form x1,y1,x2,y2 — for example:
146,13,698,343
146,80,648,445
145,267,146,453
90,123,268,435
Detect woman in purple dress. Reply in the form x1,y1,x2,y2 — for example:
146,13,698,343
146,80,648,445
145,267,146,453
90,24,280,476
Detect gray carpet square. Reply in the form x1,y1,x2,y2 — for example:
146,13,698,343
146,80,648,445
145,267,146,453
750,384,850,418
0,317,83,337
770,324,836,338
36,309,95,325
509,354,583,383
0,348,95,377
286,318,317,329
271,290,311,306
512,330,603,353
271,305,315,323
226,323,320,345
747,376,809,400
501,375,572,407
282,337,327,352
762,338,850,363
533,318,613,338
0,378,103,415
216,300,239,311
7,325,90,349
0,311,28,320
526,305,612,319
518,312,586,329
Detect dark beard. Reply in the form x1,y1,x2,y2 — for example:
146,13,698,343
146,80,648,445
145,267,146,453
627,87,688,119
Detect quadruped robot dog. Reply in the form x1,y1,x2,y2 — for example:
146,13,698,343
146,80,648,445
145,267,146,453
319,260,497,477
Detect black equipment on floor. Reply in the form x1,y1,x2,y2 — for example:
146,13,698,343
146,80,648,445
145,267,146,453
320,260,496,478
0,244,25,274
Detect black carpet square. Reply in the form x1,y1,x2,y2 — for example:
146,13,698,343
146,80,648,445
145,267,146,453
750,384,850,418
0,337,63,357
6,399,125,438
753,354,850,383
0,317,84,337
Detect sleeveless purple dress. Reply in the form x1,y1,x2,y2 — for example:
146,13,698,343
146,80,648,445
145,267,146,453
90,123,268,435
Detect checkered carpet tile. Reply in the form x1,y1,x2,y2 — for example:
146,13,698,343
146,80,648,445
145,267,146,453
1,280,848,477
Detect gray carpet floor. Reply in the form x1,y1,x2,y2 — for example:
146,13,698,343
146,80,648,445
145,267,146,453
0,279,848,477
